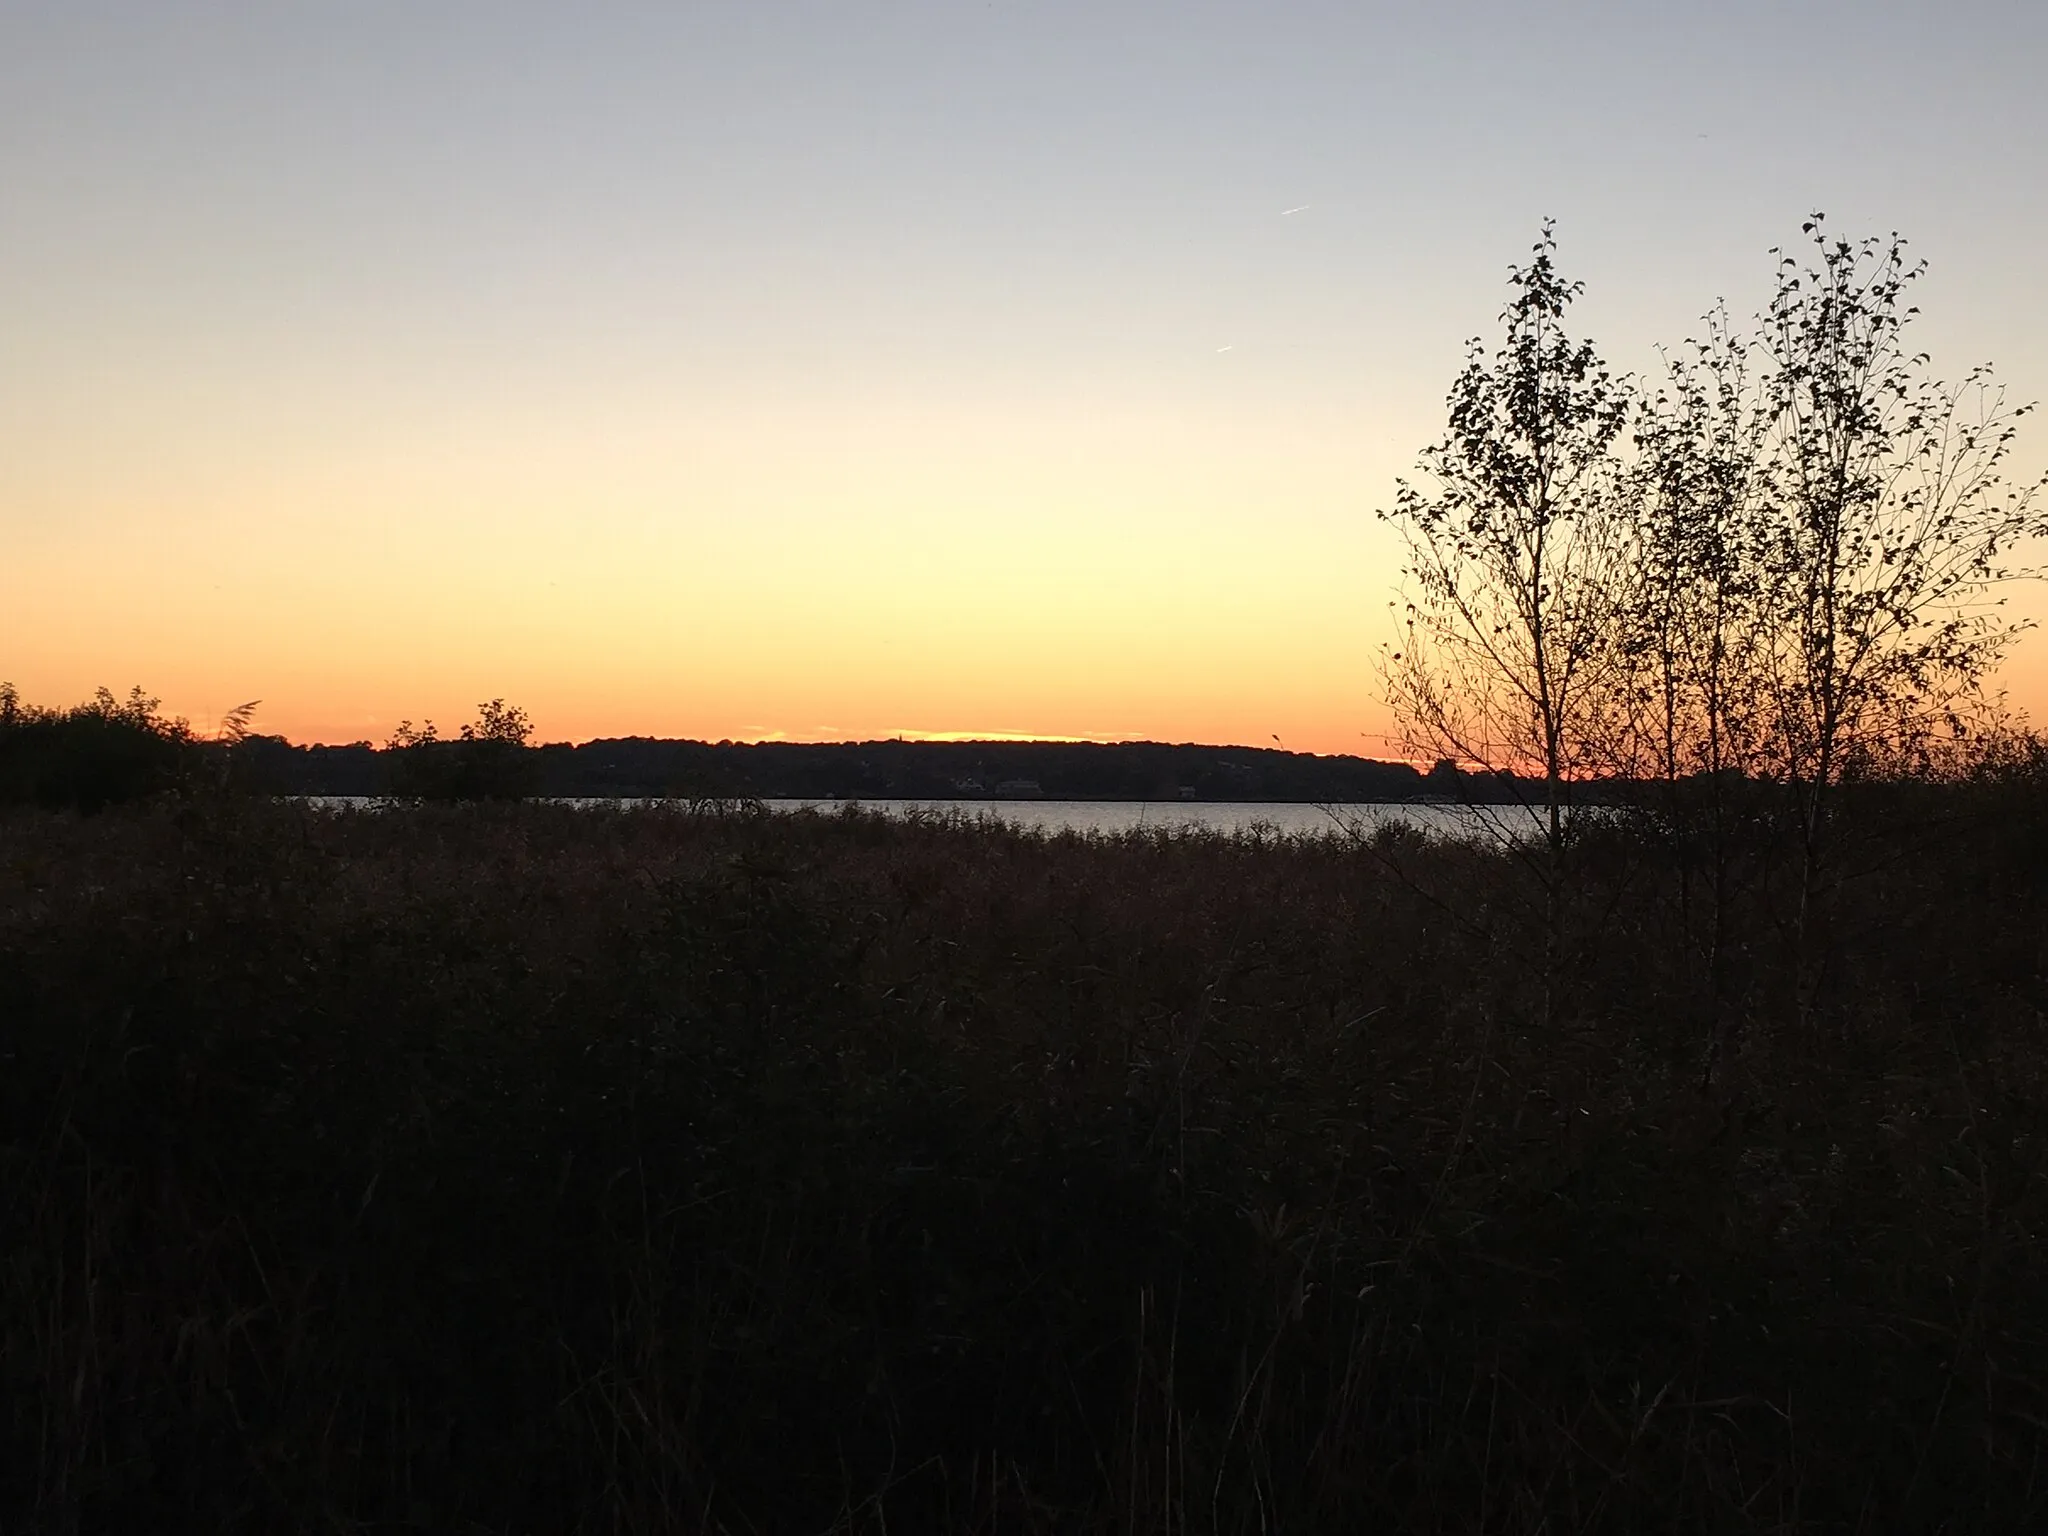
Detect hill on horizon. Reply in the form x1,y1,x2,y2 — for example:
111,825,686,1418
232,734,1511,803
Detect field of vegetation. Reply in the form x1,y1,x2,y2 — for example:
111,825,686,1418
6,785,2048,1533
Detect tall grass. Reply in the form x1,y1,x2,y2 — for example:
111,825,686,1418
3,795,2046,1531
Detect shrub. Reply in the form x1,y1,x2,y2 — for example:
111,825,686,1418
383,697,537,800
0,684,193,813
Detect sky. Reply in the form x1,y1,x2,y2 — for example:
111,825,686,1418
3,1,2046,753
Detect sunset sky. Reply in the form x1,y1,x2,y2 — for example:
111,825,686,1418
4,2,2045,753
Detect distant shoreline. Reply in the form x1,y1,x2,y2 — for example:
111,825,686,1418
237,735,1542,803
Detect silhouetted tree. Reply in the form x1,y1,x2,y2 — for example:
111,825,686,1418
385,698,537,800
1381,223,1634,1012
1745,219,2046,939
1383,223,1633,854
1613,306,1779,1068
1384,216,2047,1033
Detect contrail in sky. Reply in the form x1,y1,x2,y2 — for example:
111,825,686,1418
1281,205,1311,215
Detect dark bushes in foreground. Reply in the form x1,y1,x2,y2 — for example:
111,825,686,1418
0,686,192,813
4,798,2048,1532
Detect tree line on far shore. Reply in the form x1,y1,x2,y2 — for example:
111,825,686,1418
0,690,1504,807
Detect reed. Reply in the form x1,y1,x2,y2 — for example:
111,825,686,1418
3,794,2045,1532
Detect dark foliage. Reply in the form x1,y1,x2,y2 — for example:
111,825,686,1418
0,685,192,813
381,735,540,801
383,699,540,801
5,792,2047,1532
230,734,1544,803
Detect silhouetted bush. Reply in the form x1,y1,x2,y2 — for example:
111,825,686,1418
383,697,538,800
0,684,192,813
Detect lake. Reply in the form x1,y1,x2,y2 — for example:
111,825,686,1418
765,798,1536,838
296,797,1548,840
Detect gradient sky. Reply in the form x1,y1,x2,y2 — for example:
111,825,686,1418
4,2,2045,752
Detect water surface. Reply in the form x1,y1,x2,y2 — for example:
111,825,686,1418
296,797,1546,841
765,798,1534,839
